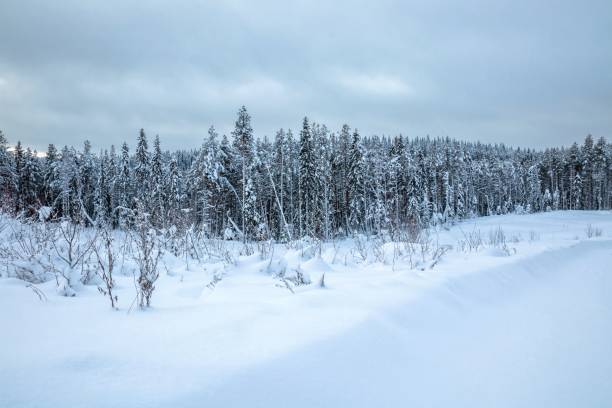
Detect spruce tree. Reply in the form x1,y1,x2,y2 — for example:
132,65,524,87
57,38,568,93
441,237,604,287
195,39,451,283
150,135,165,227
117,142,132,225
13,141,25,213
298,117,316,237
0,131,14,210
231,106,255,241
347,129,365,231
134,129,150,209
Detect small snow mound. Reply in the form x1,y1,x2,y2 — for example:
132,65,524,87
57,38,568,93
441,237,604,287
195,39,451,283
266,257,288,276
302,256,332,274
283,249,304,270
484,247,511,257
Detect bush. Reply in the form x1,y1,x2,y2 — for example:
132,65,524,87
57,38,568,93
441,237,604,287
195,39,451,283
586,224,603,239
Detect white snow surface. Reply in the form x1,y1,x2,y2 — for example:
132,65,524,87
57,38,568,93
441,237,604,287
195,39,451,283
1,211,611,407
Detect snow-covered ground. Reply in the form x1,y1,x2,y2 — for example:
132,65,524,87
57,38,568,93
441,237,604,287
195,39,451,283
1,211,611,407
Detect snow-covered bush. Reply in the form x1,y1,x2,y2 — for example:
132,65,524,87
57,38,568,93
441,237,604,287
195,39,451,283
130,207,161,308
0,219,54,283
49,220,98,296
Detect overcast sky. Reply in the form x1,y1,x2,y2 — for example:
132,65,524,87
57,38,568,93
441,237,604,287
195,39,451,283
1,0,611,152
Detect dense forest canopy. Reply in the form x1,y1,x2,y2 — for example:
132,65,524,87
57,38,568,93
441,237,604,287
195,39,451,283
0,106,610,241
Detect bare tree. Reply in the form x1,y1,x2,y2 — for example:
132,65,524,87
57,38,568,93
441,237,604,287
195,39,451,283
92,222,118,308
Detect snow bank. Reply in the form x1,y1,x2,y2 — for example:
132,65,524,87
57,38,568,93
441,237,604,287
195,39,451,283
0,211,611,407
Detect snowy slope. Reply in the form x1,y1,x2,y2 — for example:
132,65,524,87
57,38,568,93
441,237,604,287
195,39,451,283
1,211,611,407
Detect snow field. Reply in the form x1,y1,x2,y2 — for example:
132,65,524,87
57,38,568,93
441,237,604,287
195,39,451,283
1,210,611,407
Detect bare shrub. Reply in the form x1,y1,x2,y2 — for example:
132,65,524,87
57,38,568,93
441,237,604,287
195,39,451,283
240,241,255,256
330,238,340,264
92,223,118,309
391,241,402,271
405,221,422,243
131,208,161,308
26,283,47,302
371,235,387,263
2,220,54,283
458,227,483,252
274,276,295,294
257,239,274,260
397,229,417,269
292,267,311,286
417,228,432,265
487,226,507,248
49,220,97,296
274,265,310,293
210,239,236,265
352,234,369,263
206,272,224,290
429,243,451,269
487,226,515,256
586,224,603,239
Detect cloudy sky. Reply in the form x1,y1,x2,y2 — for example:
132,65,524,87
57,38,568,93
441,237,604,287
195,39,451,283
1,0,611,151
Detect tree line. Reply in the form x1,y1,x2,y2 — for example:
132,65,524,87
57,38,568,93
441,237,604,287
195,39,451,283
1,106,610,241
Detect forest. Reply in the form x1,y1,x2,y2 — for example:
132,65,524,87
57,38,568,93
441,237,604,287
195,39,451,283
0,106,610,243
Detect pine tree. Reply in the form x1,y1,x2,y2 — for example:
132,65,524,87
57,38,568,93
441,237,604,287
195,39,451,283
582,134,595,209
593,136,608,210
43,144,59,209
0,131,14,210
166,157,182,227
54,146,82,222
314,123,332,239
134,129,150,209
107,145,119,227
347,129,365,231
388,135,407,230
117,142,132,222
527,164,541,212
13,141,25,213
272,129,288,239
232,106,254,166
573,172,583,210
150,135,165,227
298,117,317,237
95,150,112,223
333,124,351,233
80,140,95,222
243,176,260,239
21,148,42,215
231,106,255,241
442,171,454,221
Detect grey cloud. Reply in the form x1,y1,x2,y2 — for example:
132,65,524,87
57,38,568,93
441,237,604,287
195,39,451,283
0,0,611,151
